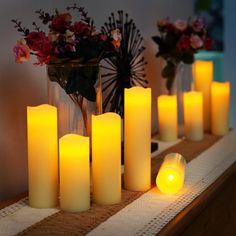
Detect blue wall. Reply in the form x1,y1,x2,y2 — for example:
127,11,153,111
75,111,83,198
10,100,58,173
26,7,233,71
225,0,236,127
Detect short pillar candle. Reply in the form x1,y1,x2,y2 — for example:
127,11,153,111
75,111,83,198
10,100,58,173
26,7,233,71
194,60,213,131
124,87,151,191
183,91,203,141
157,95,178,141
156,153,186,194
27,104,58,208
211,81,230,135
59,134,90,212
92,112,121,205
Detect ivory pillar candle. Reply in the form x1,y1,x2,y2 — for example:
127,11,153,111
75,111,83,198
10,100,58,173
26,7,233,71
124,87,151,191
211,81,230,135
27,104,58,208
157,95,178,141
183,91,203,141
156,153,186,194
92,113,121,205
194,60,213,131
59,134,90,212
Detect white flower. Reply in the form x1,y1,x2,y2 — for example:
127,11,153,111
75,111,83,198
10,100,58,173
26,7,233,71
111,29,122,41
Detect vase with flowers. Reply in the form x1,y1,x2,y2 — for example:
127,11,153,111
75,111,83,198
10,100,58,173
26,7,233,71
12,4,121,136
152,18,212,124
152,17,213,94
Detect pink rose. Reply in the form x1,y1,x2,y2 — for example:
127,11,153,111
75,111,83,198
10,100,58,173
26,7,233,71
73,21,90,36
177,35,190,50
192,18,204,32
190,35,203,49
174,19,187,31
50,13,72,33
13,39,30,64
100,34,108,41
26,31,47,51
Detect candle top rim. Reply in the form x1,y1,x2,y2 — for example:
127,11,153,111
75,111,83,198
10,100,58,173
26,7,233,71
27,104,56,111
92,112,120,120
60,133,89,144
125,86,151,92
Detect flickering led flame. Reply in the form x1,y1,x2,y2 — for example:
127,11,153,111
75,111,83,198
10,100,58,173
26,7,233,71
167,175,174,181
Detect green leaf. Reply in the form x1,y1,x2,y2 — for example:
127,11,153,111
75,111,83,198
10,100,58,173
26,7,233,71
161,62,177,92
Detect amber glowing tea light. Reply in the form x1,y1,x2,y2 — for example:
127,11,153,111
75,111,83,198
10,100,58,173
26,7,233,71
156,153,186,194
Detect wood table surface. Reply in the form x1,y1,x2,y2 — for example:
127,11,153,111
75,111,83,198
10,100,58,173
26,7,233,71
1,134,236,236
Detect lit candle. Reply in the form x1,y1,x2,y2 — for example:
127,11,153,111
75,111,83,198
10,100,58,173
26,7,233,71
59,134,90,212
194,60,213,131
156,153,186,194
124,87,151,191
92,112,121,205
211,81,230,135
183,91,203,141
157,95,178,141
27,104,58,208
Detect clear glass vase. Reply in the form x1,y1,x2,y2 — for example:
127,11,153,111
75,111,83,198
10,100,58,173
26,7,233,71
174,62,192,124
47,63,102,137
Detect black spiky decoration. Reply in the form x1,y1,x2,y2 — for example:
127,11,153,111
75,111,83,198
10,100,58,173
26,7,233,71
101,10,148,118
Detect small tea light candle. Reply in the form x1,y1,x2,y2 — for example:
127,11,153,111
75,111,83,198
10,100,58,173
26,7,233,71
211,81,230,135
183,91,203,141
194,60,213,131
156,153,186,194
59,134,90,212
157,95,178,141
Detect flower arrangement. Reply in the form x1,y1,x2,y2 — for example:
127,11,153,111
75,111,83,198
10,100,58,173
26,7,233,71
12,4,121,66
12,4,121,136
152,18,212,93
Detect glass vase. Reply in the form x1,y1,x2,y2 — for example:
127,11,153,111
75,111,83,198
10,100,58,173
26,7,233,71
47,63,102,137
174,62,192,124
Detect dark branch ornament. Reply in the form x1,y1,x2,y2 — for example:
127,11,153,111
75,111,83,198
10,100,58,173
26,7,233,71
101,10,148,118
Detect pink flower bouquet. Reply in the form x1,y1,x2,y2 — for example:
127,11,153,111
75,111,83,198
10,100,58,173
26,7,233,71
152,18,213,92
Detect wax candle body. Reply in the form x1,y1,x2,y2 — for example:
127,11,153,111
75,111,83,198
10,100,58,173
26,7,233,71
183,91,203,141
211,82,230,135
92,113,121,205
156,153,186,194
194,60,213,131
158,95,178,141
124,87,151,191
27,104,58,208
59,134,90,212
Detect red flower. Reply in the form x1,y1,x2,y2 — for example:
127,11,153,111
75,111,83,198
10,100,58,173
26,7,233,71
73,21,90,36
26,31,47,51
165,23,175,32
192,18,204,32
36,40,52,65
51,13,72,33
177,35,190,50
204,38,213,50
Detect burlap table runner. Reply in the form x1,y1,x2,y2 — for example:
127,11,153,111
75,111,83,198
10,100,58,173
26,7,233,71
17,134,220,236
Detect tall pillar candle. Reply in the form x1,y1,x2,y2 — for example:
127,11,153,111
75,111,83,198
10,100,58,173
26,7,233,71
59,134,90,212
124,87,151,191
183,91,203,141
157,95,178,141
194,60,213,131
211,81,230,135
92,112,121,205
27,104,58,208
